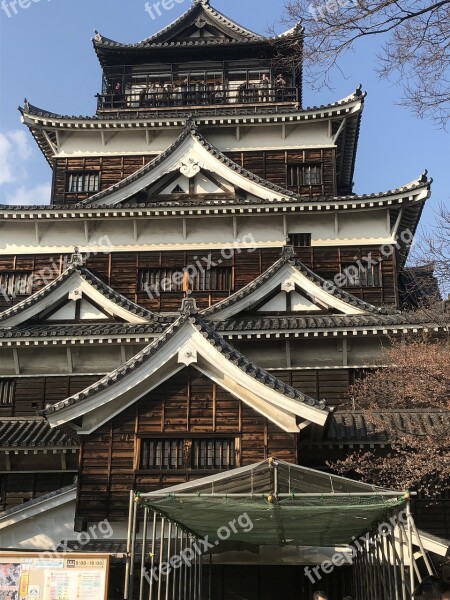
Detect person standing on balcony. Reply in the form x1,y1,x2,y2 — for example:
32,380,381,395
276,73,287,101
260,73,270,102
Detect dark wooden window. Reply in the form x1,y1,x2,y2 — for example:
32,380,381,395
66,172,99,194
288,164,322,187
140,438,236,470
341,262,382,287
0,380,15,406
192,439,235,470
0,271,33,299
289,233,312,247
140,439,184,470
139,267,232,292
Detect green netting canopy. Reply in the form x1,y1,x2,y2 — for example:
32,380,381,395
138,460,406,547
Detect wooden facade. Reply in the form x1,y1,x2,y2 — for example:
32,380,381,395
51,149,336,204
76,367,297,524
1,2,446,584
0,376,101,417
0,245,397,312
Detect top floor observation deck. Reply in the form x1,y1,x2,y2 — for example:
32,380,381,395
93,0,302,115
96,63,299,114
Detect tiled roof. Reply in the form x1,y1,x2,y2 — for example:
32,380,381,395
213,312,440,333
202,246,386,319
0,419,77,448
303,410,450,444
0,263,162,325
0,483,76,519
56,539,150,562
43,305,330,417
19,91,361,124
70,111,428,211
0,323,167,339
93,1,267,52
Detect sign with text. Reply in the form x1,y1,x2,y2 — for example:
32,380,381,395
0,553,109,600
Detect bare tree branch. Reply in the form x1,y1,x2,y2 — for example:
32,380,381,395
280,0,450,125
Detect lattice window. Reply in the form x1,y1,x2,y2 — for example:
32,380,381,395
289,233,312,247
288,164,322,187
0,271,33,298
140,440,184,470
66,172,100,194
341,263,382,288
140,438,236,470
192,439,235,470
0,380,15,406
139,267,232,292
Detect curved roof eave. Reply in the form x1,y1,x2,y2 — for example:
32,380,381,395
42,303,331,433
201,246,387,321
92,1,269,53
19,89,363,125
0,260,163,327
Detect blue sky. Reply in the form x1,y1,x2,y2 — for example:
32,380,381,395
0,0,448,233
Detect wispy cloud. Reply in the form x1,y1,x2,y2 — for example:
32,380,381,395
0,130,32,184
0,129,50,205
4,183,51,206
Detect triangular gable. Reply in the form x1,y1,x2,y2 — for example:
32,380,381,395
94,1,264,49
44,300,330,435
202,247,384,321
0,256,158,328
83,124,299,207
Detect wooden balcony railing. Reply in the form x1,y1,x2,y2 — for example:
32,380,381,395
96,85,298,111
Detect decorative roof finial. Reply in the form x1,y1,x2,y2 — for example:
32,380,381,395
420,169,429,183
70,247,84,266
282,243,296,260
180,296,199,316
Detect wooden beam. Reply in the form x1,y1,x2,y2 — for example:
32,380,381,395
332,118,347,145
13,349,20,375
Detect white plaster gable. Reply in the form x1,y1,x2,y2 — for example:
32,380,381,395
157,170,232,195
45,317,329,435
86,131,295,207
257,291,321,313
205,261,371,321
0,267,153,328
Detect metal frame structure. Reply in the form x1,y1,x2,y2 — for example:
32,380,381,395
124,460,436,600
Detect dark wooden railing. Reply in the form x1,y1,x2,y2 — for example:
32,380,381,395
97,85,298,111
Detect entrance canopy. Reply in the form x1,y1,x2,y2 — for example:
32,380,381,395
138,459,406,547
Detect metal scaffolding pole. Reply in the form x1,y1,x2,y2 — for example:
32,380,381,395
408,513,435,576
406,501,415,594
193,543,198,600
165,522,173,600
188,536,193,600
149,512,157,600
129,493,139,600
139,506,149,600
397,522,409,600
158,518,166,600
124,490,135,600
183,533,188,600
208,554,212,600
172,525,179,600
198,553,203,600
387,531,400,600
